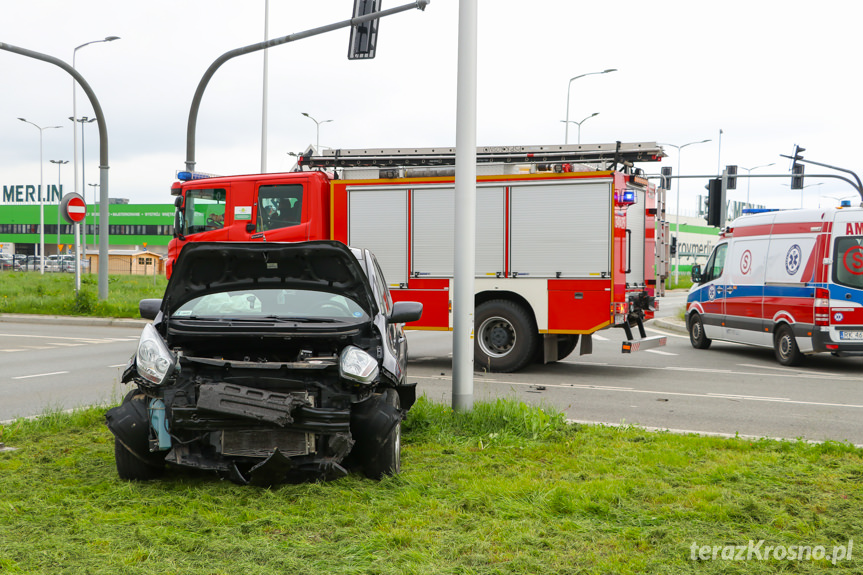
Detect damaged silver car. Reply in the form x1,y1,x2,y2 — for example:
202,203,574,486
106,241,422,485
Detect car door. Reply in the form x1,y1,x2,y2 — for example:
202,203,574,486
692,242,729,339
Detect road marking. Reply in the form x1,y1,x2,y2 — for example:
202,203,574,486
707,392,790,401
0,349,25,352
645,326,689,339
18,346,53,350
11,371,69,380
736,363,840,377
108,364,127,368
645,349,677,356
414,374,863,409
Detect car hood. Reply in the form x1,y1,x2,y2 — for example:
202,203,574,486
161,241,378,318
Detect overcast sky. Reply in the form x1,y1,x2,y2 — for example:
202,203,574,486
2,0,861,212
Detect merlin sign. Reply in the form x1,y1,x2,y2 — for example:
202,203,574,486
2,184,63,204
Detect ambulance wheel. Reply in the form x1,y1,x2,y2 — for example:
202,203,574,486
688,313,711,349
774,324,804,366
475,300,538,373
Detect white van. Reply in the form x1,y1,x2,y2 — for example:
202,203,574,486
686,205,863,365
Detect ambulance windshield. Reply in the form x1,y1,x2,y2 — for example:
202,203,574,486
834,237,863,289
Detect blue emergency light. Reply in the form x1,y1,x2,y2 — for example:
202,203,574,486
176,171,215,182
619,190,637,205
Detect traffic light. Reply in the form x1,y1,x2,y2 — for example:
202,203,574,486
348,0,381,60
706,178,724,227
670,236,677,256
790,145,805,190
791,164,805,190
726,165,737,190
660,166,672,190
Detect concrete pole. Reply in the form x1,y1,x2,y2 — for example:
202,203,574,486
452,0,477,412
261,0,269,173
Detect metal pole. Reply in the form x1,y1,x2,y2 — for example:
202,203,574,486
301,113,332,152
660,139,711,284
72,37,119,219
260,0,269,173
73,222,80,292
89,183,99,249
2,41,113,299
50,160,68,245
452,0,477,412
563,69,615,144
18,119,62,273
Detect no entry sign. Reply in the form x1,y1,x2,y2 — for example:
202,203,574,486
60,193,86,224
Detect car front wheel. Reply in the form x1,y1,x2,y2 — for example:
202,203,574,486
688,313,711,349
363,389,401,480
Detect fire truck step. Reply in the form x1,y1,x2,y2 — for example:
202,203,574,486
621,336,667,353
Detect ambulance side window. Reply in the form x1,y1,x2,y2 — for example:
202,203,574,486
834,237,863,289
703,243,728,283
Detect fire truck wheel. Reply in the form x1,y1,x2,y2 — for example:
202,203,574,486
475,300,538,372
688,313,712,349
774,324,804,366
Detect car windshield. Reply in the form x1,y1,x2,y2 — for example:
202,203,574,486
172,288,369,321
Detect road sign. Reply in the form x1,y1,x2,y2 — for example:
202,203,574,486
60,193,86,224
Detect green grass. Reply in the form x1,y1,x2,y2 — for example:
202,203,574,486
0,272,166,318
2,397,862,574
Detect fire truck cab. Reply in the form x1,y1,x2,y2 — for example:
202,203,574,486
169,142,669,372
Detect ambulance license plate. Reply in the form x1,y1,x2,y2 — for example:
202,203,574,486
838,331,863,341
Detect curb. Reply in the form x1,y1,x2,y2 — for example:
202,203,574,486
0,313,148,328
652,316,688,335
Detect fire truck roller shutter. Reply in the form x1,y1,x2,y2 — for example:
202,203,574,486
509,181,611,277
412,186,505,278
348,187,408,287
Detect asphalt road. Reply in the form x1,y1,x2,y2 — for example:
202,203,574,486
2,293,862,444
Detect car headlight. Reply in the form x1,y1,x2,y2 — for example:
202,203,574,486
136,324,177,385
339,345,379,385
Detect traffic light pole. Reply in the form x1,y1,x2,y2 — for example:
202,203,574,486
184,0,430,172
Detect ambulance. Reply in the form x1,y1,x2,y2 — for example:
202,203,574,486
686,203,863,365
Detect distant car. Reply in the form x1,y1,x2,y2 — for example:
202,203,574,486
0,254,21,271
106,241,423,486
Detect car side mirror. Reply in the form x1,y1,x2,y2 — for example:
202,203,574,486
246,223,256,233
139,298,162,320
388,301,423,324
690,264,703,284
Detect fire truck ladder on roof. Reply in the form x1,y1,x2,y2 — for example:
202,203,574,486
297,141,666,171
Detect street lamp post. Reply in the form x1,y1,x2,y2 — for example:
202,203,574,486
560,112,599,145
301,113,332,152
564,69,616,144
49,159,69,245
782,182,823,208
71,116,97,250
659,139,712,283
88,183,99,250
18,118,62,274
72,37,119,201
740,162,775,206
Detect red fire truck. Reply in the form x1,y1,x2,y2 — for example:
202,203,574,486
167,143,669,372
